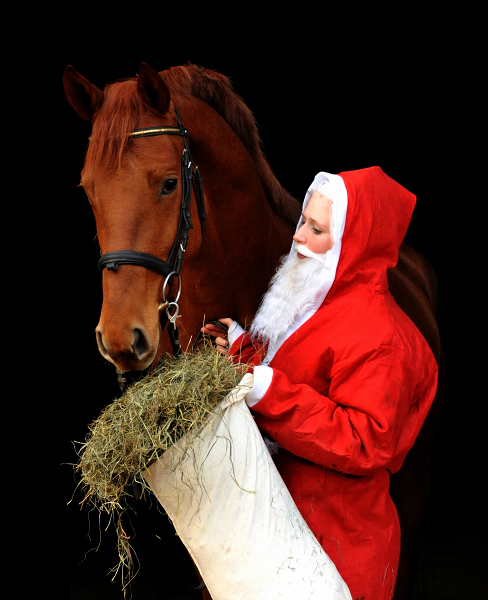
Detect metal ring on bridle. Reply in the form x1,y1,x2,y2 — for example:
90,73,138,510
160,271,181,306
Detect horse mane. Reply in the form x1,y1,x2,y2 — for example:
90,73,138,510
85,64,300,225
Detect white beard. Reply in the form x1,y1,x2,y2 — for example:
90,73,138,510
250,245,326,345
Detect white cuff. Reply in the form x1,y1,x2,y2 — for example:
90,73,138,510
228,321,246,346
245,365,273,407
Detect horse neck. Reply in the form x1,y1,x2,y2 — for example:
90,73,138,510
181,96,294,244
175,97,296,328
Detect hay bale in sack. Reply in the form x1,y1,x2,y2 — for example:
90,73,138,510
144,374,352,600
75,343,247,587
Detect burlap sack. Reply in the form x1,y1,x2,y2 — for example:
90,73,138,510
143,373,351,600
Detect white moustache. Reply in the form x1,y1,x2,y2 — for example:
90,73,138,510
293,243,326,263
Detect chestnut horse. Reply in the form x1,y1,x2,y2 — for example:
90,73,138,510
63,62,442,600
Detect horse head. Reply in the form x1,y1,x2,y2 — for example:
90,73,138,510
63,63,299,372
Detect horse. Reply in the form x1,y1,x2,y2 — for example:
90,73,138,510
63,62,443,600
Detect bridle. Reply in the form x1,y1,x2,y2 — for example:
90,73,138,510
97,106,206,370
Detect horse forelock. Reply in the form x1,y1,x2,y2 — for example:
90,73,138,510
84,78,142,172
84,64,300,224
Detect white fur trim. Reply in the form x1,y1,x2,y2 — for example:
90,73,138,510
245,365,273,407
227,321,245,346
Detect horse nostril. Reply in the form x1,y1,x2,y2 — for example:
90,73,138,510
132,328,150,359
96,328,109,358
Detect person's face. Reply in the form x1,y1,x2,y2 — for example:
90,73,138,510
293,191,334,259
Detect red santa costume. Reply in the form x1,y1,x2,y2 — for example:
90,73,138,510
225,167,438,600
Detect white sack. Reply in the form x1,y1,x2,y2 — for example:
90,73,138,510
143,373,352,600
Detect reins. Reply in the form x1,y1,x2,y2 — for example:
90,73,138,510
97,106,206,384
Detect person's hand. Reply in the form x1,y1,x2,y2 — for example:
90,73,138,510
201,318,234,354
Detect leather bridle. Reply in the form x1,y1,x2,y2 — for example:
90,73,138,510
97,106,206,361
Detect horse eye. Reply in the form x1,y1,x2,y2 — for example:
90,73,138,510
159,179,178,196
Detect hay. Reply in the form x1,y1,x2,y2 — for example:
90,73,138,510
74,342,249,590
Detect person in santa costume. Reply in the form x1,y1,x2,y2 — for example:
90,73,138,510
202,166,438,600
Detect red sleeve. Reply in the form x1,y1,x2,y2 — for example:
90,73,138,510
227,331,268,370
251,345,437,476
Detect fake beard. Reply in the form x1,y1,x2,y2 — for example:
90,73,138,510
250,245,326,344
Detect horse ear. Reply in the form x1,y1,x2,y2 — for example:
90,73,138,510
137,62,171,116
63,65,104,121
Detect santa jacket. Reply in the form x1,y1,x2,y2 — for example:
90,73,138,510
228,167,438,600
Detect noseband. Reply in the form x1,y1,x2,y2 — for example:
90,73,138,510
97,106,206,365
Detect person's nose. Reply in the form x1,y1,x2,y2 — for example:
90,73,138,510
293,224,307,245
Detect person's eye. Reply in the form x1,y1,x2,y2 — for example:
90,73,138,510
312,227,322,234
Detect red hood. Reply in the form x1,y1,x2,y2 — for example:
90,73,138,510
328,166,416,300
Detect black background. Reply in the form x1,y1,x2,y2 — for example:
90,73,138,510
12,11,482,600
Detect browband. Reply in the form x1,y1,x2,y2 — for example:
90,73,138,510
129,126,188,138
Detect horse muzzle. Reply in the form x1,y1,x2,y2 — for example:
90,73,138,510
95,323,158,371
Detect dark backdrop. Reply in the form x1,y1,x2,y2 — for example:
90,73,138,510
13,14,481,600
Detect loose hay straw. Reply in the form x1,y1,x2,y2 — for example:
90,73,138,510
74,342,249,590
